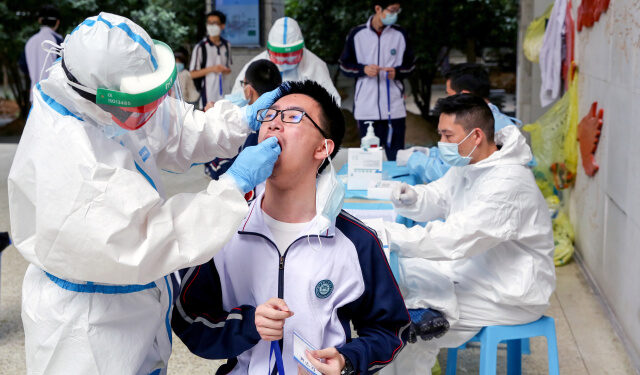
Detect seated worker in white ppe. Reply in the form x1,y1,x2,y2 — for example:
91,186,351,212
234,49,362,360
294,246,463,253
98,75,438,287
380,94,555,375
172,81,410,375
231,17,341,105
8,12,283,375
397,63,523,183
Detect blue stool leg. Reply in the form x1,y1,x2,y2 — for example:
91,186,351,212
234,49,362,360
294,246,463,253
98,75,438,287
506,339,522,375
479,335,498,375
445,348,459,375
521,338,531,355
545,319,560,375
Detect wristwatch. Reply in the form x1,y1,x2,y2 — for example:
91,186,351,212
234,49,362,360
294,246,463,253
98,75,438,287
340,357,355,375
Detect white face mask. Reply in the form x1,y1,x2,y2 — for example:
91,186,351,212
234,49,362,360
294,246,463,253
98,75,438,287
315,139,345,231
276,62,298,72
206,24,221,37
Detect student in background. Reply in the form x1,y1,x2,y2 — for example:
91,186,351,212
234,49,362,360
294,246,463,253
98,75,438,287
190,10,231,108
204,59,282,184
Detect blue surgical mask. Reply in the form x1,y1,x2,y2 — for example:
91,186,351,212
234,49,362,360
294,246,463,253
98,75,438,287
224,92,249,107
102,123,129,139
381,11,398,25
315,139,345,229
176,62,185,72
437,130,478,167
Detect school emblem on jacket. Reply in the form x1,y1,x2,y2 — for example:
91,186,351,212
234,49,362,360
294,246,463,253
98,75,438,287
390,48,397,56
315,280,334,299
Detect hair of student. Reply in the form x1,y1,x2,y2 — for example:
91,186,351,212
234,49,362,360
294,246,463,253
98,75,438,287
174,51,187,65
206,10,226,24
38,5,60,28
434,93,495,143
245,59,282,95
372,0,401,9
277,80,345,174
445,63,491,99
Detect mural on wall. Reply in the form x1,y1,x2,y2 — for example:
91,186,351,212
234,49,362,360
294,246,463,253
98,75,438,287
577,102,604,176
577,0,610,31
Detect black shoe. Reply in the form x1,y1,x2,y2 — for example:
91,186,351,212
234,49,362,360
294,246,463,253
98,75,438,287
407,308,450,342
0,232,11,253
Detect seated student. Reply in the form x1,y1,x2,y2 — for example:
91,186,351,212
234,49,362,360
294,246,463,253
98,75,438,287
173,80,410,375
380,94,555,375
204,59,282,181
398,63,522,183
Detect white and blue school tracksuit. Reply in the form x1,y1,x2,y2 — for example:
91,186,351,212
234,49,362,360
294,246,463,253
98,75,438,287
172,197,411,374
339,17,415,160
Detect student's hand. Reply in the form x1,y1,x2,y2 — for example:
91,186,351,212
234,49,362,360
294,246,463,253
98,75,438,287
364,64,379,77
382,67,396,80
305,347,346,375
221,65,232,74
208,65,230,74
254,297,294,341
204,101,215,111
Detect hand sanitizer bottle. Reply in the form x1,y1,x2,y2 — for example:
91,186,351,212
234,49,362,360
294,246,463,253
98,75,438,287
361,121,380,149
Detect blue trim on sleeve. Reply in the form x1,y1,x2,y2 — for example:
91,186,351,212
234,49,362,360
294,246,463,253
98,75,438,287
71,15,158,70
45,271,156,294
36,83,84,121
134,161,158,191
164,276,173,345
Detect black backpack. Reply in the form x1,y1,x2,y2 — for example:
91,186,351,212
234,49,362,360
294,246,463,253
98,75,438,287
192,40,208,93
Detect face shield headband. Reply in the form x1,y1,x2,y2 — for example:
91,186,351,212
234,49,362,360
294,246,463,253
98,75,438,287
61,40,178,131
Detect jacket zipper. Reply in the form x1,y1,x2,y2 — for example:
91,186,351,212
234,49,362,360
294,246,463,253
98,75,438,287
237,231,333,374
377,30,382,120
269,235,325,374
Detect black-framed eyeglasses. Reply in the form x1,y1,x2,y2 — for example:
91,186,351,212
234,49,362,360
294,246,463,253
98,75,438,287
256,108,329,139
239,80,250,87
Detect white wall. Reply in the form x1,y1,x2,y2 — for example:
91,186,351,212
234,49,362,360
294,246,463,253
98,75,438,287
518,0,640,369
568,0,640,368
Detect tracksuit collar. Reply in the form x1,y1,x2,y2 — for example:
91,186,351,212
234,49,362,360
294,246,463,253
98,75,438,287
239,191,335,240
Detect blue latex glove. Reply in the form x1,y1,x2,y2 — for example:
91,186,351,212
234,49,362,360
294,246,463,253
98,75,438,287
244,85,284,131
407,148,451,184
226,137,281,193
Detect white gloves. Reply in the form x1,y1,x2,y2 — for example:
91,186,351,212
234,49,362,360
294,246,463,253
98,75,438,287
391,183,418,207
396,146,431,166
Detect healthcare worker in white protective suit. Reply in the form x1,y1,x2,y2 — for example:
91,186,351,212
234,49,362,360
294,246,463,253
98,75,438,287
230,17,341,105
380,94,555,375
8,13,283,375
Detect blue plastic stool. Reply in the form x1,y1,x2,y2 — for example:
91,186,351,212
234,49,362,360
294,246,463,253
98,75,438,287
445,316,559,375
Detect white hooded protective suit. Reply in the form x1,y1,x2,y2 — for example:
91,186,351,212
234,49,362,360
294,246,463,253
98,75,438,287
8,13,252,375
381,126,556,374
231,17,341,105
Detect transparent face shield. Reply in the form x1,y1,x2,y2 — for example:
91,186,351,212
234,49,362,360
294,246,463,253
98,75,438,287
62,40,185,137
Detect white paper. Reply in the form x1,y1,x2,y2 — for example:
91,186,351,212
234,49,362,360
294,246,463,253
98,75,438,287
293,331,322,375
347,148,383,190
367,180,401,200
